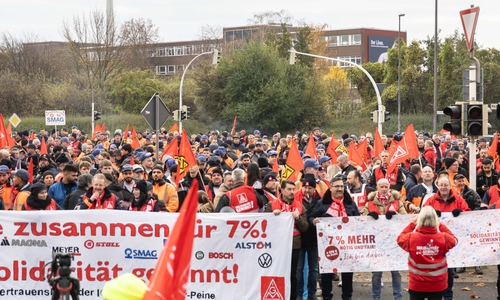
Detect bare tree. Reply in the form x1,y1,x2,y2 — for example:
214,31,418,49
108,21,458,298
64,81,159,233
120,18,160,69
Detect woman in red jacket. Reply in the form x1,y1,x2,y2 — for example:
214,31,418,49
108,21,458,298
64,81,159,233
397,206,457,300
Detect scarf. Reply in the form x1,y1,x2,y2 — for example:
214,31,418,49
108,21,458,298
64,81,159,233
326,196,347,217
377,192,390,206
26,194,52,210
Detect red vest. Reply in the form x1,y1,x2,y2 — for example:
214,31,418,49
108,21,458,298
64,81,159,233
89,193,117,210
368,198,399,214
130,199,157,212
407,230,448,292
227,185,259,213
24,200,58,211
488,186,500,208
374,167,398,186
271,199,302,236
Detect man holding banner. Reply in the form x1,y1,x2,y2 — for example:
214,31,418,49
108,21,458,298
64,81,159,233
310,176,360,300
363,178,406,300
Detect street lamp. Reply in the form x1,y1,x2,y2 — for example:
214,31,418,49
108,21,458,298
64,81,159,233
398,13,405,133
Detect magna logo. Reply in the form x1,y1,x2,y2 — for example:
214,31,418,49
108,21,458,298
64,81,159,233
124,248,158,260
261,276,285,300
0,236,47,247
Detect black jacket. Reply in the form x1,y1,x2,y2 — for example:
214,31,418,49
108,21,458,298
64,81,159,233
308,190,360,247
63,187,87,210
476,170,498,199
298,191,321,248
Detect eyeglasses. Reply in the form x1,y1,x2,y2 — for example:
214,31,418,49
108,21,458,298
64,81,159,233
331,185,344,189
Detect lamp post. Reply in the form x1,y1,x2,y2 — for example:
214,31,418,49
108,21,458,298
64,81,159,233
398,13,405,133
433,0,438,134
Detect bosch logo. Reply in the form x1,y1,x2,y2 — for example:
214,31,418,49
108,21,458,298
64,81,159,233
84,240,120,249
124,248,158,259
195,251,204,260
208,252,233,259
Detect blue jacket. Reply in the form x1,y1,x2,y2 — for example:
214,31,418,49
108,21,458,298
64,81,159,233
49,181,77,207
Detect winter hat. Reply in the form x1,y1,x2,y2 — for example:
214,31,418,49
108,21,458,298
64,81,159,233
211,168,223,176
301,173,317,188
30,182,47,197
443,157,457,169
101,273,146,300
41,171,54,180
133,180,148,195
263,174,277,186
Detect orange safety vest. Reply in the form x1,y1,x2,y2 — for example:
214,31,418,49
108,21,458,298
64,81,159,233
227,185,259,213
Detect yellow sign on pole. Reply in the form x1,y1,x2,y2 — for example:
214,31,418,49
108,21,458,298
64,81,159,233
8,114,21,128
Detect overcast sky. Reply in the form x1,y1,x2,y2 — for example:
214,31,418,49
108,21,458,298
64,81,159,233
1,0,498,49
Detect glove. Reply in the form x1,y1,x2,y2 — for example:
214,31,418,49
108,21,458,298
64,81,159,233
385,211,397,220
367,211,379,220
452,209,462,217
409,204,420,213
435,210,441,217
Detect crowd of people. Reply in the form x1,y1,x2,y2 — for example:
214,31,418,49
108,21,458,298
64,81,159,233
1,125,500,300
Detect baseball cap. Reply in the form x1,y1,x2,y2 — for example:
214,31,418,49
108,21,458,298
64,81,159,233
0,165,9,174
303,159,320,169
140,152,152,162
319,156,331,164
268,150,278,156
132,165,144,173
121,164,133,172
453,173,466,180
196,154,207,163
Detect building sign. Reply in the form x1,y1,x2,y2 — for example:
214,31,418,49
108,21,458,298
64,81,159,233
368,35,397,63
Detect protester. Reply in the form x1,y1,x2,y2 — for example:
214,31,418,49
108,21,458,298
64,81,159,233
397,207,457,300
76,174,120,210
129,180,161,212
310,176,360,300
22,182,61,210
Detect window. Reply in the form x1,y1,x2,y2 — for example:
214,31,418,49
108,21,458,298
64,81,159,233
156,66,167,75
352,34,361,45
167,65,175,74
177,65,184,73
341,35,350,45
175,47,183,56
336,56,362,67
157,48,166,57
325,36,338,46
167,47,174,56
185,45,192,55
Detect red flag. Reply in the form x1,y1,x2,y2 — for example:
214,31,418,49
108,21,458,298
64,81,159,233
123,124,130,139
282,140,303,182
349,142,366,171
304,133,317,160
175,129,197,186
373,127,384,158
404,124,420,159
231,116,238,136
168,123,179,133
386,133,413,174
101,122,106,132
5,123,15,148
29,131,35,141
162,137,179,160
272,156,279,172
356,138,370,167
130,126,141,150
95,123,102,133
326,134,339,162
28,158,34,183
488,131,498,160
39,136,48,155
143,179,199,300
0,115,10,149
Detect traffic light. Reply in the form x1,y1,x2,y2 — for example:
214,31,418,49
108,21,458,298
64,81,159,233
370,110,378,123
443,103,463,136
172,110,179,121
465,102,489,136
383,110,390,123
180,110,187,120
212,49,221,65
182,105,191,119
94,111,101,121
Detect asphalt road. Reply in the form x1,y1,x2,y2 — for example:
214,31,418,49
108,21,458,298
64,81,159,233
306,266,499,300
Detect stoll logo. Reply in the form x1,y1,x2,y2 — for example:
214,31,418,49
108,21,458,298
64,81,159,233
0,236,47,247
124,248,158,260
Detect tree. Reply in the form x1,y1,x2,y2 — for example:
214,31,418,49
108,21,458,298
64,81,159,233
346,62,385,113
322,66,351,116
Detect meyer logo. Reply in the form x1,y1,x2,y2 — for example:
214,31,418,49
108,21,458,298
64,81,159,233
261,276,285,300
0,237,47,247
84,239,120,249
124,248,158,259
52,246,81,256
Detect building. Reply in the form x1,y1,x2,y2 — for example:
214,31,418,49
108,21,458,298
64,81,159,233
146,25,406,76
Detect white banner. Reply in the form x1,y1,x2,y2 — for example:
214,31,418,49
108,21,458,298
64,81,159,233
0,211,293,300
45,110,66,126
317,210,500,273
